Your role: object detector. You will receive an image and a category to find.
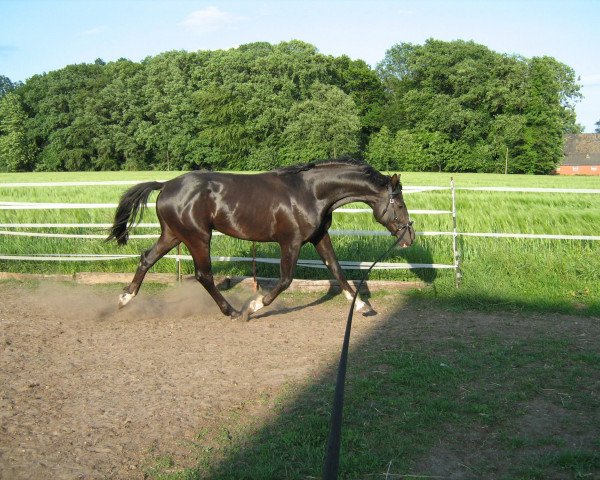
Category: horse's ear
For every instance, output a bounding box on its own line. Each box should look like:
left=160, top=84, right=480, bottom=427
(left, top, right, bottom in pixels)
left=390, top=173, right=400, bottom=189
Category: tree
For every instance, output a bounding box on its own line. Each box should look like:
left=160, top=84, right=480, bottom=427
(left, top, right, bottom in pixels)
left=488, top=114, right=526, bottom=173
left=517, top=56, right=580, bottom=173
left=3, top=39, right=584, bottom=173
left=0, top=75, right=17, bottom=98
left=92, top=59, right=148, bottom=170
left=138, top=51, right=202, bottom=170
left=595, top=120, right=600, bottom=133
left=17, top=62, right=109, bottom=171
left=194, top=41, right=370, bottom=170
left=376, top=39, right=582, bottom=173
left=281, top=82, right=361, bottom=164
left=392, top=130, right=422, bottom=171
left=365, top=125, right=395, bottom=170
left=326, top=55, right=386, bottom=148
left=0, top=92, right=33, bottom=171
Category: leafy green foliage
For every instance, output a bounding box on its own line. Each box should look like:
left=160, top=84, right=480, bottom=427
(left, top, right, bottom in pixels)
left=0, top=92, right=33, bottom=171
left=0, top=75, right=18, bottom=98
left=281, top=82, right=360, bottom=163
left=0, top=39, right=583, bottom=173
left=373, top=39, right=582, bottom=173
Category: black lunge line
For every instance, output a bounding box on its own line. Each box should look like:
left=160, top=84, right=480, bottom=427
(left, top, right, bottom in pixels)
left=323, top=221, right=413, bottom=480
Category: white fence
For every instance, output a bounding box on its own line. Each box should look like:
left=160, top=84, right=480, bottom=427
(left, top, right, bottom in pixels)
left=1, top=180, right=599, bottom=284
left=0, top=181, right=462, bottom=282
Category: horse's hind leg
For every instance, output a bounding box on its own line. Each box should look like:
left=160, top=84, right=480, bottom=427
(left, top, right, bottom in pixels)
left=241, top=241, right=301, bottom=321
left=119, top=233, right=180, bottom=308
left=186, top=237, right=240, bottom=318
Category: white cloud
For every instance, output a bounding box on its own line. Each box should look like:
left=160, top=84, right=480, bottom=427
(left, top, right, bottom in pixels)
left=180, top=6, right=244, bottom=33
left=78, top=27, right=105, bottom=36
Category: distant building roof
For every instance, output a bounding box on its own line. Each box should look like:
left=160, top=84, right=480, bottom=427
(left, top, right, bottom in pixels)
left=563, top=134, right=600, bottom=166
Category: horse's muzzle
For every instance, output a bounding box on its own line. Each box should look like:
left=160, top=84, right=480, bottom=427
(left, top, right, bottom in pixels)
left=395, top=221, right=415, bottom=248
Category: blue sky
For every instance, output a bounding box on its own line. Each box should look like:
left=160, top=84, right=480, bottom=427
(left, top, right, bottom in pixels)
left=1, top=0, right=599, bottom=131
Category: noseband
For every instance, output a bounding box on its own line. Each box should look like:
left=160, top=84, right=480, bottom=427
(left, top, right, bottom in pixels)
left=382, top=183, right=413, bottom=237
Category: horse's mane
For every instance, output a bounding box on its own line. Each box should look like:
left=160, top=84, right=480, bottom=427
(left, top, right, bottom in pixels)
left=275, top=158, right=389, bottom=187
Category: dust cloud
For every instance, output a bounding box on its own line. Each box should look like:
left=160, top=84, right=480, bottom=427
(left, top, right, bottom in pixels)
left=30, top=280, right=243, bottom=322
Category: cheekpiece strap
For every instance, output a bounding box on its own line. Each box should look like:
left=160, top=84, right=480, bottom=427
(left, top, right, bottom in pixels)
left=388, top=183, right=402, bottom=203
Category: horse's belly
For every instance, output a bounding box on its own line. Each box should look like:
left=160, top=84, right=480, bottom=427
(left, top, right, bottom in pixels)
left=212, top=203, right=319, bottom=243
left=213, top=222, right=275, bottom=243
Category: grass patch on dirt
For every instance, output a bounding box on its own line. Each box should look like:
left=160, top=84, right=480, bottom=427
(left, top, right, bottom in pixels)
left=145, top=299, right=600, bottom=480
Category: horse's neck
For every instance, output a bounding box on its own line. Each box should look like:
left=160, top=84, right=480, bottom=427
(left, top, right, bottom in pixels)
left=311, top=169, right=378, bottom=211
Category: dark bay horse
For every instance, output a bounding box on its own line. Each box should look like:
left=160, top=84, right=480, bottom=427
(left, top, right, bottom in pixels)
left=107, top=159, right=414, bottom=320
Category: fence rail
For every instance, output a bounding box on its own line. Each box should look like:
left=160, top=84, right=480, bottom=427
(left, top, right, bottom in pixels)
left=0, top=182, right=461, bottom=279
left=2, top=180, right=599, bottom=193
left=4, top=179, right=597, bottom=284
left=0, top=202, right=451, bottom=215
left=3, top=227, right=598, bottom=241
left=0, top=253, right=457, bottom=271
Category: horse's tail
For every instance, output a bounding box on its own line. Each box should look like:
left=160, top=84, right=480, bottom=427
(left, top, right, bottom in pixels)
left=106, top=181, right=164, bottom=246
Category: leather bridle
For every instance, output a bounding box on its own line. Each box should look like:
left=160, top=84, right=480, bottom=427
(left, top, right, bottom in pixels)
left=382, top=183, right=413, bottom=237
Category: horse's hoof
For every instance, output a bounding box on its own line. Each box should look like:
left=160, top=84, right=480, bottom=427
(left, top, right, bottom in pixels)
left=355, top=299, right=376, bottom=317
left=354, top=298, right=370, bottom=312
left=230, top=309, right=242, bottom=320
left=118, top=292, right=135, bottom=309
left=239, top=295, right=265, bottom=322
left=362, top=307, right=378, bottom=317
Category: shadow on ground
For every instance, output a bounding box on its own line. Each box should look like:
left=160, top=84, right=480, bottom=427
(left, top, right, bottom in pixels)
left=157, top=285, right=600, bottom=480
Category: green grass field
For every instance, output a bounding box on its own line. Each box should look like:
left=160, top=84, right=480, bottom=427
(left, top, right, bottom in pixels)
left=1, top=170, right=599, bottom=315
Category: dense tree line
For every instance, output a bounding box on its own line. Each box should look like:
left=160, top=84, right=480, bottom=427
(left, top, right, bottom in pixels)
left=0, top=39, right=582, bottom=173
left=370, top=40, right=582, bottom=173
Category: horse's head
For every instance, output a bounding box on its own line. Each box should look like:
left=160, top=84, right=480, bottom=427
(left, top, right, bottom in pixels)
left=372, top=173, right=415, bottom=248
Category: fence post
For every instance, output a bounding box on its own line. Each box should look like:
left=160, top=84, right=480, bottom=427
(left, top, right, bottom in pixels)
left=451, top=178, right=462, bottom=287
left=176, top=244, right=182, bottom=284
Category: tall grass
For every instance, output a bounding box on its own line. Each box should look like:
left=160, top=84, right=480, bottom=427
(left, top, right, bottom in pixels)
left=1, top=171, right=599, bottom=315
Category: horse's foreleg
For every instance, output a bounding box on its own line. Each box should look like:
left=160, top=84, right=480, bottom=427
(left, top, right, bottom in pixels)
left=313, top=233, right=374, bottom=315
left=241, top=242, right=300, bottom=321
left=119, top=234, right=180, bottom=308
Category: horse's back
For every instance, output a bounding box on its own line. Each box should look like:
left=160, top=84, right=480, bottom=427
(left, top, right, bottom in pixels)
left=161, top=170, right=299, bottom=203
left=156, top=170, right=311, bottom=241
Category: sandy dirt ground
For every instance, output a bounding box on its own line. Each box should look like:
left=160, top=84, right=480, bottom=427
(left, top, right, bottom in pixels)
left=0, top=280, right=598, bottom=479
left=0, top=279, right=409, bottom=479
